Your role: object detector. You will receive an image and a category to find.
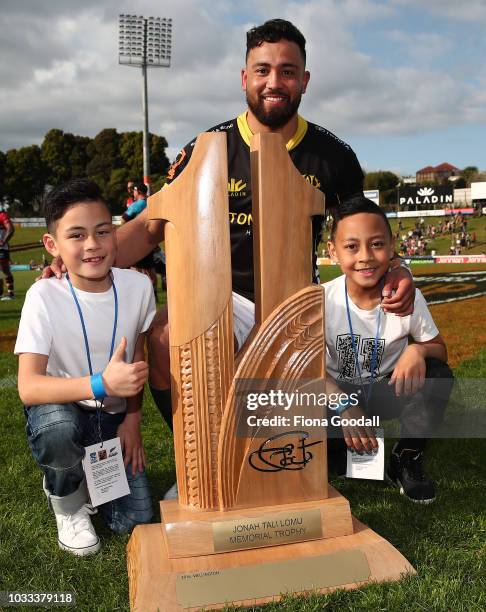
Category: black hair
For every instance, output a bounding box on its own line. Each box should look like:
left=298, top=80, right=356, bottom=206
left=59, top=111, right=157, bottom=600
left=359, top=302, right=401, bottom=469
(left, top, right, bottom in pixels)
left=330, top=196, right=393, bottom=240
left=246, top=19, right=306, bottom=63
left=43, top=178, right=107, bottom=232
left=133, top=182, right=148, bottom=196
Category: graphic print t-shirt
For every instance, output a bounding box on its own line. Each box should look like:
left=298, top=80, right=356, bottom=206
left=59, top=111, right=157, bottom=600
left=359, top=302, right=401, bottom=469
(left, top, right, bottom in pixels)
left=324, top=275, right=439, bottom=382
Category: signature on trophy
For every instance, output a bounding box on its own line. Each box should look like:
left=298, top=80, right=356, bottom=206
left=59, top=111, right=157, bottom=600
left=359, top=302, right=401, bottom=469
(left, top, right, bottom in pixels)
left=249, top=431, right=323, bottom=472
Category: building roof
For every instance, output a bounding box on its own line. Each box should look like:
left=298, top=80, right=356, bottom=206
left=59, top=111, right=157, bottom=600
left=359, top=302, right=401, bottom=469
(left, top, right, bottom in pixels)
left=416, top=163, right=460, bottom=175
left=435, top=162, right=460, bottom=172
left=416, top=165, right=435, bottom=174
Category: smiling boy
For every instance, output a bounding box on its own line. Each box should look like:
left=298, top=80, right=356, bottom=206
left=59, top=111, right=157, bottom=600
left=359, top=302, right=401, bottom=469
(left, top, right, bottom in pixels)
left=15, top=179, right=155, bottom=555
left=324, top=196, right=454, bottom=503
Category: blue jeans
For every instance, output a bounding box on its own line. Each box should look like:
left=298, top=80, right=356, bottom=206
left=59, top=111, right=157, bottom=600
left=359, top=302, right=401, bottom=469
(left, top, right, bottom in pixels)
left=25, top=403, right=153, bottom=534
left=328, top=358, right=454, bottom=452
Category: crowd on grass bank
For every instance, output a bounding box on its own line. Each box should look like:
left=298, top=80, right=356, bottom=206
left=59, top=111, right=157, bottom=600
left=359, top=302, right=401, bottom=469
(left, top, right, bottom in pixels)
left=395, top=215, right=477, bottom=257
left=322, top=212, right=482, bottom=258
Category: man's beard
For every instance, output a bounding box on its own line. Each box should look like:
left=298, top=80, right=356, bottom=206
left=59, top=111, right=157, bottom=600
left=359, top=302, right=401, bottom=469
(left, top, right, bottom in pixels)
left=246, top=90, right=302, bottom=129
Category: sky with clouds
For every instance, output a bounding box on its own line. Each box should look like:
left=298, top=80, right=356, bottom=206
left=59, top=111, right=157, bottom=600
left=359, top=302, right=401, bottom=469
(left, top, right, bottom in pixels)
left=1, top=0, right=484, bottom=176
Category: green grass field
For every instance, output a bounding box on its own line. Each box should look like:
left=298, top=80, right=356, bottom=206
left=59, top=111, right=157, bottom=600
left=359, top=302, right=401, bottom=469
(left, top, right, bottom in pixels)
left=0, top=229, right=485, bottom=611
left=8, top=214, right=486, bottom=270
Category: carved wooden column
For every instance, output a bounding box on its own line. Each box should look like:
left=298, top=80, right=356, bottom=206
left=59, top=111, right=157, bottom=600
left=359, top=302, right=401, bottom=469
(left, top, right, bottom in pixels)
left=147, top=132, right=234, bottom=509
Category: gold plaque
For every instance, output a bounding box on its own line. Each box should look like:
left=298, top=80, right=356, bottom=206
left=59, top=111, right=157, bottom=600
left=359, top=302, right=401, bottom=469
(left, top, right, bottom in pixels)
left=213, top=508, right=322, bottom=553
left=176, top=549, right=370, bottom=608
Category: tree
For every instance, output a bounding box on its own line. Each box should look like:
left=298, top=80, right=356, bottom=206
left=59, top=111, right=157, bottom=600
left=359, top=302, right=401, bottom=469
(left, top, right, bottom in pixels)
left=86, top=129, right=121, bottom=204
left=4, top=146, right=47, bottom=215
left=1, top=127, right=170, bottom=215
left=41, top=129, right=92, bottom=186
left=364, top=171, right=400, bottom=206
left=150, top=133, right=169, bottom=177
left=107, top=167, right=129, bottom=214
left=461, top=166, right=479, bottom=186
left=119, top=131, right=170, bottom=182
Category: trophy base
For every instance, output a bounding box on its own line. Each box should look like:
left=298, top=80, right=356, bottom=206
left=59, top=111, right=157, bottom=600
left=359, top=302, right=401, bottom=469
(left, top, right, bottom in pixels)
left=160, top=486, right=354, bottom=558
left=127, top=516, right=415, bottom=611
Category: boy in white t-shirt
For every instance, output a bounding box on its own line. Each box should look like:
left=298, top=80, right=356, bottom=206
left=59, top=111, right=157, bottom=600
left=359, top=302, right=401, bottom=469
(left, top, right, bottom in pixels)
left=324, top=196, right=453, bottom=503
left=15, top=179, right=156, bottom=555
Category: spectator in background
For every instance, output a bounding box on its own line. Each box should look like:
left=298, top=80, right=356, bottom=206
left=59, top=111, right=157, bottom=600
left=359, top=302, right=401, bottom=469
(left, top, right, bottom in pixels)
left=121, top=183, right=157, bottom=294
left=0, top=207, right=15, bottom=300
left=126, top=180, right=135, bottom=208
left=122, top=183, right=148, bottom=223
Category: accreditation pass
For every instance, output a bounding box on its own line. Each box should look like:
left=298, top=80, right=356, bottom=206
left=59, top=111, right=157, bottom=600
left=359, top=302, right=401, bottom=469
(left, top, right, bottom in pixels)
left=346, top=427, right=384, bottom=480
left=82, top=437, right=130, bottom=506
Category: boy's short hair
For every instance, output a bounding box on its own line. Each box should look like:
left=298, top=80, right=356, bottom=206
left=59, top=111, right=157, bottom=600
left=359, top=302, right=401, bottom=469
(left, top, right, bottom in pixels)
left=43, top=179, right=107, bottom=232
left=133, top=182, right=148, bottom=196
left=330, top=196, right=393, bottom=240
left=246, top=19, right=306, bottom=63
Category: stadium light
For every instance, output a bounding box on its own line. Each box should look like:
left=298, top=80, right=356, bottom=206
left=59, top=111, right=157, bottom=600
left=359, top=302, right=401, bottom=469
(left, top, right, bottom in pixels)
left=118, top=14, right=173, bottom=194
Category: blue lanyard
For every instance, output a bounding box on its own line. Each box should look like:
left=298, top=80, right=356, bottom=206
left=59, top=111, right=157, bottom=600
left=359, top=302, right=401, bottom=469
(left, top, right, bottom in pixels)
left=66, top=273, right=118, bottom=376
left=66, top=273, right=118, bottom=444
left=344, top=278, right=382, bottom=406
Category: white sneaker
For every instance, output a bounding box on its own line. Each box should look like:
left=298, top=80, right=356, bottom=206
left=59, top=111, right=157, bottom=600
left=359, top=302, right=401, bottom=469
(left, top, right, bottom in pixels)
left=55, top=504, right=100, bottom=556
left=0, top=295, right=14, bottom=301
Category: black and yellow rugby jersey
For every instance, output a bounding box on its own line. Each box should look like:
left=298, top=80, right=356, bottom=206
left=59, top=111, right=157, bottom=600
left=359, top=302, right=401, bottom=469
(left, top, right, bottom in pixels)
left=166, top=112, right=364, bottom=301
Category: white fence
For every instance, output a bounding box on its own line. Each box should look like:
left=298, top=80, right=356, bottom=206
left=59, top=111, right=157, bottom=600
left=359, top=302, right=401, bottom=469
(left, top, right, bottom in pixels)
left=13, top=216, right=123, bottom=227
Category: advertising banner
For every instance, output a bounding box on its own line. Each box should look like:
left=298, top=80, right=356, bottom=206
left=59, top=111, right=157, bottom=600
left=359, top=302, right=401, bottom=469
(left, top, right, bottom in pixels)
left=434, top=255, right=486, bottom=264
left=398, top=185, right=453, bottom=207
left=396, top=209, right=445, bottom=218
left=364, top=189, right=379, bottom=205
left=444, top=208, right=474, bottom=215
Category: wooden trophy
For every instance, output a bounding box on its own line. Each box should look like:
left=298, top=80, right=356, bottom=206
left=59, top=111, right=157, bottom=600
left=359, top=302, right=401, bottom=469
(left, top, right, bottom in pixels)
left=127, top=132, right=415, bottom=611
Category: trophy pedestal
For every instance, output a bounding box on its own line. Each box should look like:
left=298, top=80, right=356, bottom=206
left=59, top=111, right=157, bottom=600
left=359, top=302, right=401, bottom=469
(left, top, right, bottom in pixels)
left=160, top=486, right=353, bottom=558
left=130, top=133, right=416, bottom=611
left=127, top=489, right=415, bottom=611
left=127, top=517, right=415, bottom=611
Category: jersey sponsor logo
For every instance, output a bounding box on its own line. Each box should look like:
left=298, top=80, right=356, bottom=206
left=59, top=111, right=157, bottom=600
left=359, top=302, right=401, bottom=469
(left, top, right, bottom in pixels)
left=212, top=123, right=234, bottom=131
left=313, top=124, right=350, bottom=149
left=228, top=178, right=247, bottom=197
left=229, top=211, right=252, bottom=226
left=167, top=148, right=187, bottom=181
left=303, top=174, right=321, bottom=189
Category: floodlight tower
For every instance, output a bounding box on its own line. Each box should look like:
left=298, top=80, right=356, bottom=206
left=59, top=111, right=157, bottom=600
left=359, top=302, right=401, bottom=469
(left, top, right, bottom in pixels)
left=118, top=14, right=173, bottom=195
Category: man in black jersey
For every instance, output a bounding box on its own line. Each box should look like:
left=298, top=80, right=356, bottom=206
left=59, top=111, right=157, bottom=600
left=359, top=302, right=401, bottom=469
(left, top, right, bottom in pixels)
left=133, top=19, right=414, bottom=427
left=49, top=20, right=415, bottom=465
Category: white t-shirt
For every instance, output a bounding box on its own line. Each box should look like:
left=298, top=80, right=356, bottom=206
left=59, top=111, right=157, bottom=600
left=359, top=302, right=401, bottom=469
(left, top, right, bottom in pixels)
left=324, top=275, right=439, bottom=383
left=15, top=268, right=156, bottom=413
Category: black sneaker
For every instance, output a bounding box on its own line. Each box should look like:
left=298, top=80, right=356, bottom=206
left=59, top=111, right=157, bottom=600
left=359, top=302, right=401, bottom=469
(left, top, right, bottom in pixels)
left=386, top=445, right=436, bottom=504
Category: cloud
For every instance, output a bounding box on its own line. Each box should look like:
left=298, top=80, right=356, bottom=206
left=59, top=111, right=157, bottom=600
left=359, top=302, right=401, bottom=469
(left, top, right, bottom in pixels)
left=0, top=0, right=484, bottom=165
left=386, top=30, right=453, bottom=65
left=392, top=0, right=486, bottom=23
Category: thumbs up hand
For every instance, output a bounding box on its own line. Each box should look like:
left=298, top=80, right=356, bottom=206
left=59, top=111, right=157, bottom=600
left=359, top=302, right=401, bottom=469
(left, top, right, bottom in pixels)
left=102, top=337, right=149, bottom=397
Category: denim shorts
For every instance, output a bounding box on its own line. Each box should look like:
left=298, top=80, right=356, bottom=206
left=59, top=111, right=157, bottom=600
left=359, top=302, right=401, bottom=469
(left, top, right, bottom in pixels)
left=25, top=403, right=153, bottom=534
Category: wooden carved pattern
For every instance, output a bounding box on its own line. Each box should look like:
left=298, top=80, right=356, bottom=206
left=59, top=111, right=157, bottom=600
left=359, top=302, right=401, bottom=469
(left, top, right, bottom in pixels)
left=174, top=300, right=233, bottom=509
left=147, top=133, right=234, bottom=510
left=217, top=285, right=325, bottom=509
left=251, top=133, right=325, bottom=323
left=178, top=344, right=197, bottom=507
